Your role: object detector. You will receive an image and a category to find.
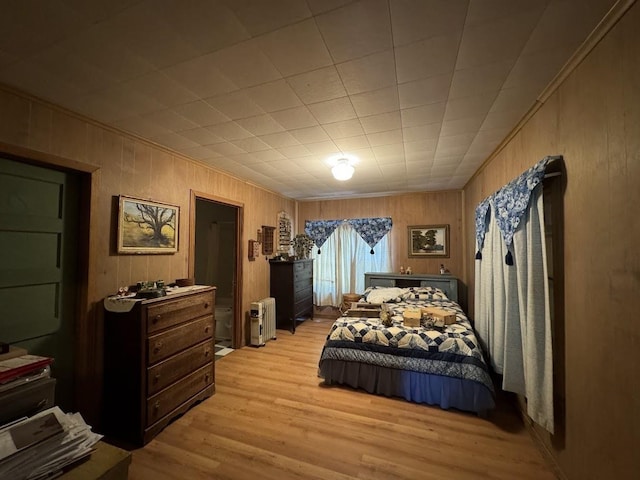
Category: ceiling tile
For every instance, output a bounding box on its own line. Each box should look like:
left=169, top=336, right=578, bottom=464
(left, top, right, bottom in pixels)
left=230, top=136, right=271, bottom=152
left=105, top=4, right=200, bottom=69
left=163, top=53, right=239, bottom=98
left=251, top=149, right=287, bottom=161
left=212, top=39, right=282, bottom=88
left=206, top=121, right=253, bottom=141
left=306, top=0, right=353, bottom=15
left=225, top=0, right=312, bottom=37
left=323, top=118, right=366, bottom=139
left=397, top=73, right=452, bottom=109
left=489, top=86, right=539, bottom=114
left=390, top=0, right=468, bottom=47
left=260, top=19, right=333, bottom=77
left=443, top=93, right=495, bottom=121
left=350, top=86, right=400, bottom=117
left=149, top=131, right=198, bottom=150
left=205, top=90, right=265, bottom=120
left=464, top=0, right=547, bottom=26
left=402, top=123, right=441, bottom=142
left=522, top=0, right=608, bottom=54
left=395, top=32, right=461, bottom=84
left=177, top=127, right=224, bottom=145
left=503, top=46, right=576, bottom=92
left=307, top=97, right=357, bottom=124
left=236, top=114, right=285, bottom=136
left=286, top=66, right=347, bottom=104
left=142, top=109, right=199, bottom=132
left=334, top=135, right=371, bottom=151
left=124, top=71, right=199, bottom=108
left=271, top=106, right=319, bottom=129
left=173, top=101, right=229, bottom=127
left=455, top=8, right=543, bottom=70
left=404, top=138, right=438, bottom=154
left=360, top=111, right=402, bottom=134
left=206, top=142, right=246, bottom=156
left=316, top=0, right=392, bottom=63
left=401, top=102, right=446, bottom=128
left=448, top=60, right=513, bottom=99
left=290, top=125, right=331, bottom=144
left=277, top=144, right=312, bottom=158
left=245, top=79, right=303, bottom=112
left=440, top=116, right=485, bottom=136
left=372, top=143, right=405, bottom=160
left=153, top=0, right=250, bottom=54
left=259, top=131, right=301, bottom=148
left=337, top=50, right=397, bottom=95
left=305, top=140, right=340, bottom=156
left=367, top=129, right=403, bottom=147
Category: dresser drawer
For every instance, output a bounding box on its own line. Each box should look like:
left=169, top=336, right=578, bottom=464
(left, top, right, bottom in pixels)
left=147, top=316, right=213, bottom=365
left=294, top=261, right=312, bottom=282
left=147, top=340, right=213, bottom=395
left=146, top=291, right=214, bottom=334
left=146, top=363, right=213, bottom=425
left=294, top=285, right=312, bottom=303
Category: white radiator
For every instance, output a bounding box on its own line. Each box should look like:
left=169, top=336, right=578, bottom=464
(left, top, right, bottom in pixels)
left=250, top=297, right=277, bottom=347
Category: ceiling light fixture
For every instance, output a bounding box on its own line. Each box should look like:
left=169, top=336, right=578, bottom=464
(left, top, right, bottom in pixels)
left=331, top=157, right=355, bottom=181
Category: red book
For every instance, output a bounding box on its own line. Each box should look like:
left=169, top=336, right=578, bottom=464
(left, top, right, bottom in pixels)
left=0, top=355, right=54, bottom=384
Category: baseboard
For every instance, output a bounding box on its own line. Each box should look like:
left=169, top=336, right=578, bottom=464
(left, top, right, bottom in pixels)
left=515, top=398, right=567, bottom=480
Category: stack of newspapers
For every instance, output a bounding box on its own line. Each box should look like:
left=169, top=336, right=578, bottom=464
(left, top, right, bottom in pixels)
left=0, top=406, right=102, bottom=479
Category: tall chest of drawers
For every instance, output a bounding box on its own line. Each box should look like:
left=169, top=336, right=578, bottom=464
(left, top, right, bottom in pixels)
left=103, top=286, right=216, bottom=446
left=270, top=259, right=313, bottom=333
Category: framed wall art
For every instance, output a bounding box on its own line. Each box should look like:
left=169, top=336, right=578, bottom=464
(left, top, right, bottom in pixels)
left=117, top=195, right=179, bottom=254
left=408, top=224, right=449, bottom=258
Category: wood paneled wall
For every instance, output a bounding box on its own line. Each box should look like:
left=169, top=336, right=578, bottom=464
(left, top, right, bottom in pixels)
left=463, top=3, right=640, bottom=479
left=298, top=191, right=464, bottom=303
left=0, top=86, right=295, bottom=427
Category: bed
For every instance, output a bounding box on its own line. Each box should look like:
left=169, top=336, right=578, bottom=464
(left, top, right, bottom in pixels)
left=318, top=274, right=495, bottom=415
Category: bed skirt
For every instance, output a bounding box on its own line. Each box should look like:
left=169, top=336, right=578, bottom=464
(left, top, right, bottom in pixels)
left=319, top=359, right=495, bottom=415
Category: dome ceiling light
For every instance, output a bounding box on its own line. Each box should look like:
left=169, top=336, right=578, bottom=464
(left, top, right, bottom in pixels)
left=330, top=156, right=356, bottom=181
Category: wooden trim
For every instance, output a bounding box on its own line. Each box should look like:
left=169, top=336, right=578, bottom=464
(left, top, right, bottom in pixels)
left=0, top=140, right=99, bottom=173
left=189, top=190, right=244, bottom=350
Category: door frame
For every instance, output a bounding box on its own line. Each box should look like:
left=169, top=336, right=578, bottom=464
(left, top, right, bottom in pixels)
left=0, top=141, right=94, bottom=413
left=189, top=190, right=243, bottom=349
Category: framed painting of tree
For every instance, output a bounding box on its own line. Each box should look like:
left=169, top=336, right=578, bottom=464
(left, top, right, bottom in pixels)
left=117, top=195, right=179, bottom=254
left=408, top=224, right=449, bottom=258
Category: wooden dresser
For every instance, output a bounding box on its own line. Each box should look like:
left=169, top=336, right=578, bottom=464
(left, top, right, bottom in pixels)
left=103, top=286, right=216, bottom=447
left=269, top=259, right=313, bottom=333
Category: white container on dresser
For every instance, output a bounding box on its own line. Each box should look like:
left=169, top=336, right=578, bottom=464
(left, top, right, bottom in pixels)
left=103, top=286, right=216, bottom=447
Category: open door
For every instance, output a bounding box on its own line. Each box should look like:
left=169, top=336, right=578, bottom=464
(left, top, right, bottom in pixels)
left=190, top=191, right=243, bottom=349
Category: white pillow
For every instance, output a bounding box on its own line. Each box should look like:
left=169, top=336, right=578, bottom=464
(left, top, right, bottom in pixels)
left=365, top=287, right=405, bottom=304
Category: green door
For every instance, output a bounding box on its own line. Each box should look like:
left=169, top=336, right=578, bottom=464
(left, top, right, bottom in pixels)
left=0, top=157, right=78, bottom=409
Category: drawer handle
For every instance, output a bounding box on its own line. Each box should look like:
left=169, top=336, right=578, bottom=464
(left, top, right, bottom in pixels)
left=204, top=325, right=210, bottom=333
left=204, top=349, right=210, bottom=357
left=204, top=302, right=210, bottom=309
left=154, top=401, right=160, bottom=410
left=205, top=373, right=210, bottom=383
left=153, top=314, right=162, bottom=323
left=153, top=341, right=163, bottom=353
left=154, top=373, right=161, bottom=383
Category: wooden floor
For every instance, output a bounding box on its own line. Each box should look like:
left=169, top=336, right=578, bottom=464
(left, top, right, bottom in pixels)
left=128, top=318, right=557, bottom=480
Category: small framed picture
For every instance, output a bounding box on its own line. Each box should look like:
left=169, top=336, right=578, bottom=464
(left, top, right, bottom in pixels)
left=408, top=224, right=449, bottom=258
left=117, top=195, right=179, bottom=254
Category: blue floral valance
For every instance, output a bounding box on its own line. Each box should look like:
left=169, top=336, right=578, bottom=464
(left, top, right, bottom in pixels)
left=475, top=155, right=560, bottom=264
left=305, top=217, right=392, bottom=254
left=474, top=199, right=491, bottom=259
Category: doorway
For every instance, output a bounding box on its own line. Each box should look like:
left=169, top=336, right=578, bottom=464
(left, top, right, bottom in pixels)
left=191, top=192, right=242, bottom=349
left=0, top=156, right=82, bottom=411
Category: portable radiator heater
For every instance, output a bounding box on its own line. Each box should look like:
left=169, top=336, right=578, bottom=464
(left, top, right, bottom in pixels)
left=250, top=297, right=277, bottom=347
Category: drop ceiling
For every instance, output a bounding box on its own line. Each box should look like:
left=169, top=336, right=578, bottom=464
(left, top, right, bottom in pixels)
left=0, top=0, right=615, bottom=200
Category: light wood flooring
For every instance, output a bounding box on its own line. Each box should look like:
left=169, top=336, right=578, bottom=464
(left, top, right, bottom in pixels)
left=128, top=318, right=557, bottom=480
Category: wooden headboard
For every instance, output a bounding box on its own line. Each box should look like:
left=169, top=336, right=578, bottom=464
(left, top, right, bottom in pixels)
left=364, top=272, right=459, bottom=303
